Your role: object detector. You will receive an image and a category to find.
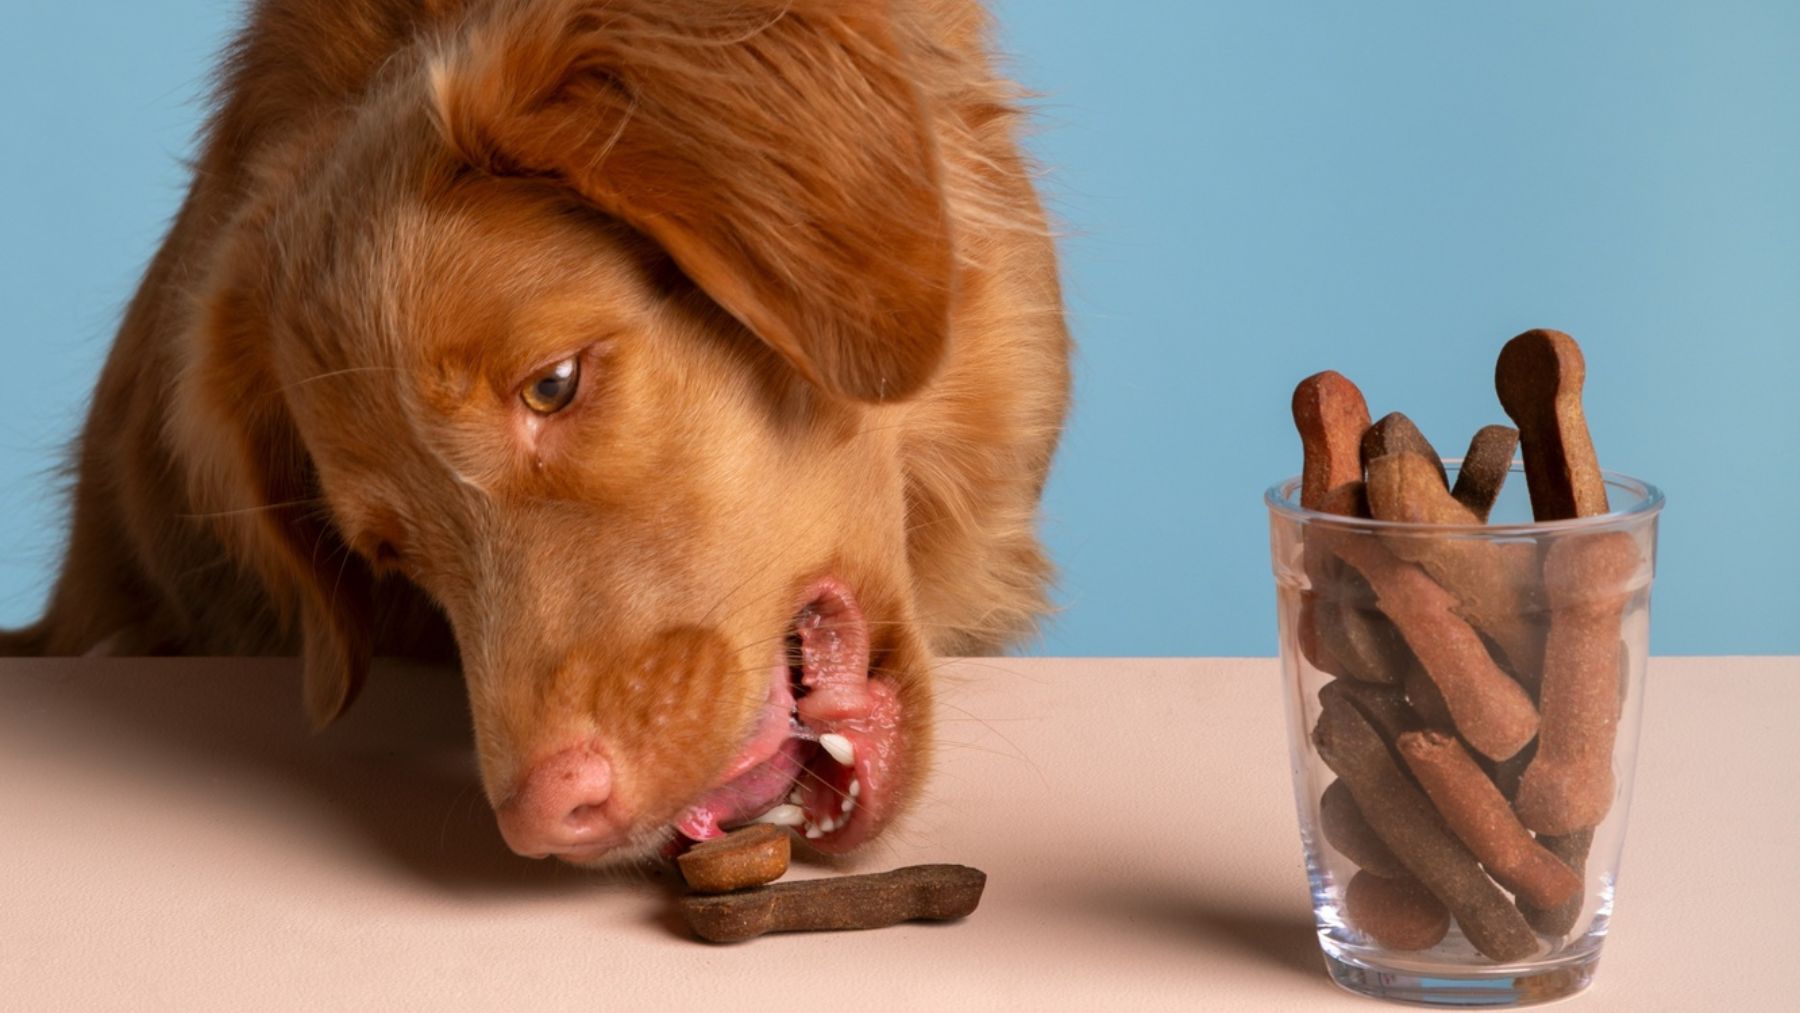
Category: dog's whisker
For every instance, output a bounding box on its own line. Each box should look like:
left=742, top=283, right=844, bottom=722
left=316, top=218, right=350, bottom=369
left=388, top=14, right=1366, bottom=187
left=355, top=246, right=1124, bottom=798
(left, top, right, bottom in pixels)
left=177, top=497, right=325, bottom=521
left=269, top=365, right=405, bottom=399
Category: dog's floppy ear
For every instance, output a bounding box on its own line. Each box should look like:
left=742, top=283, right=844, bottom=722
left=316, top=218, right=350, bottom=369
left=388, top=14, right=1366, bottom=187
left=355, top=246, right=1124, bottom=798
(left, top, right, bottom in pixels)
left=431, top=0, right=954, bottom=402
left=177, top=273, right=374, bottom=730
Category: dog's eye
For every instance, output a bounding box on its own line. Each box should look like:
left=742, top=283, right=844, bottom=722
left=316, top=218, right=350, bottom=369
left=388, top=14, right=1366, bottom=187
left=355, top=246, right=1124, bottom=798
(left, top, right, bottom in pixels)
left=522, top=356, right=581, bottom=415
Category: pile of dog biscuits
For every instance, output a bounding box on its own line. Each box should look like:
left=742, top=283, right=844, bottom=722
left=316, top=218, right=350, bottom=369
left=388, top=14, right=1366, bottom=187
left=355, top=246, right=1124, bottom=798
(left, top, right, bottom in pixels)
left=1292, top=329, right=1642, bottom=963
left=676, top=824, right=986, bottom=943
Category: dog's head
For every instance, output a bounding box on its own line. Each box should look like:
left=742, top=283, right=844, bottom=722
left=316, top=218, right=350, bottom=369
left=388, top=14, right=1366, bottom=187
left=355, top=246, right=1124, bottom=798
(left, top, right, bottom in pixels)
left=181, top=0, right=957, bottom=862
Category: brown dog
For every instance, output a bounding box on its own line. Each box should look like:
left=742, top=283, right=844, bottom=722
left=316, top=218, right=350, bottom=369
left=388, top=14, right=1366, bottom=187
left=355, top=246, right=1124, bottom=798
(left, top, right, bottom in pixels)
left=0, top=0, right=1069, bottom=865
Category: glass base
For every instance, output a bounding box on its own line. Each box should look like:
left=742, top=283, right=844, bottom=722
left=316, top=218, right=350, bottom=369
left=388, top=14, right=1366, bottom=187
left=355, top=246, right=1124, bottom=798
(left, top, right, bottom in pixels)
left=1323, top=949, right=1598, bottom=1008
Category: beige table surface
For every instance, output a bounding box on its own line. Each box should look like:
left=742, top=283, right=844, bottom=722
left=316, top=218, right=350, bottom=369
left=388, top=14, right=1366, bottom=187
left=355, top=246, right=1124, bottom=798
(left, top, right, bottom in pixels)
left=2, top=656, right=1794, bottom=1011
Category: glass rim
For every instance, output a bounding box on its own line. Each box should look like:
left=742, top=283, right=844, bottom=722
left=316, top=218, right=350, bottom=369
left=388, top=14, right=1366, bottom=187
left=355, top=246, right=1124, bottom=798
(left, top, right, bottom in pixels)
left=1264, top=460, right=1664, bottom=536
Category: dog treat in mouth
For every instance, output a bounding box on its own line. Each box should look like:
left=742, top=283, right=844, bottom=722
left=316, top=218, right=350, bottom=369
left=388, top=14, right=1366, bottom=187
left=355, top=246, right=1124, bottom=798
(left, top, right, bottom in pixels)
left=1397, top=730, right=1581, bottom=910
left=1451, top=425, right=1520, bottom=522
left=1495, top=329, right=1609, bottom=522
left=1312, top=690, right=1539, bottom=962
left=677, top=824, right=792, bottom=894
left=1344, top=870, right=1452, bottom=952
left=680, top=864, right=987, bottom=943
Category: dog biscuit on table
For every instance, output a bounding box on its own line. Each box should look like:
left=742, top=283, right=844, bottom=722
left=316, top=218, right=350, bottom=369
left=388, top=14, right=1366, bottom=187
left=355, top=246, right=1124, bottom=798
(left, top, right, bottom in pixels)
left=681, top=864, right=986, bottom=943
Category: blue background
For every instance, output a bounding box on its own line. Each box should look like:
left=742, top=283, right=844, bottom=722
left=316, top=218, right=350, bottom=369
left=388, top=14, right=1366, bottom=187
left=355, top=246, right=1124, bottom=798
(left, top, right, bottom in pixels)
left=3, top=2, right=1796, bottom=656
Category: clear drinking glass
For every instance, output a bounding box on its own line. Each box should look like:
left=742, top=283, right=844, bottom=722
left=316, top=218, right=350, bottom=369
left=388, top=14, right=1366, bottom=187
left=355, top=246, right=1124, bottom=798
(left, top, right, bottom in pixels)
left=1266, top=463, right=1662, bottom=1006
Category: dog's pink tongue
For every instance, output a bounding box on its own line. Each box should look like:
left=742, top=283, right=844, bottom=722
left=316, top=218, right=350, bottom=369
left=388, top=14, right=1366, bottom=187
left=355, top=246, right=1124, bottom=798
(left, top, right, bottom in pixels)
left=675, top=809, right=722, bottom=842
left=675, top=738, right=806, bottom=841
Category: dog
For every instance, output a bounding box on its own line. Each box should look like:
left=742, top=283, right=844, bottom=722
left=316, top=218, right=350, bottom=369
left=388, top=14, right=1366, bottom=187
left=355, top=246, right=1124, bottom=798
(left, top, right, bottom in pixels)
left=1, top=0, right=1069, bottom=865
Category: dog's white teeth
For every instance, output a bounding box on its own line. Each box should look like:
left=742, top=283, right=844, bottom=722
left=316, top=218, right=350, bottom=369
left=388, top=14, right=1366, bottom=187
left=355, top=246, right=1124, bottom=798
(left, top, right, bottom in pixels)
left=819, top=733, right=855, bottom=767
left=840, top=795, right=854, bottom=814
left=804, top=825, right=824, bottom=840
left=848, top=778, right=861, bottom=799
left=750, top=804, right=805, bottom=827
left=788, top=788, right=804, bottom=805
left=819, top=816, right=836, bottom=834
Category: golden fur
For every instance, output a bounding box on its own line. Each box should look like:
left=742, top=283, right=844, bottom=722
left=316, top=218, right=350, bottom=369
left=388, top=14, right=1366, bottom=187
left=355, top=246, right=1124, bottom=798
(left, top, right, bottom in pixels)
left=2, top=0, right=1068, bottom=858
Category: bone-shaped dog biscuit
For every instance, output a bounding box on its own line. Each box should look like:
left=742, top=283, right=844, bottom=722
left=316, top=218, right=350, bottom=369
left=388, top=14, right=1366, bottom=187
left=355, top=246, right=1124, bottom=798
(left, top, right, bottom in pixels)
left=1496, top=330, right=1608, bottom=521
left=1291, top=372, right=1410, bottom=683
left=1344, top=870, right=1451, bottom=952
left=1325, top=519, right=1539, bottom=762
left=1451, top=425, right=1519, bottom=522
left=1514, top=532, right=1641, bottom=835
left=1318, top=678, right=1419, bottom=745
left=1365, top=451, right=1547, bottom=680
left=1321, top=778, right=1407, bottom=879
left=681, top=865, right=986, bottom=943
left=1312, top=690, right=1539, bottom=962
left=1517, top=829, right=1594, bottom=937
left=1397, top=730, right=1581, bottom=910
left=1360, top=412, right=1447, bottom=488
left=1293, top=371, right=1371, bottom=510
left=1304, top=595, right=1413, bottom=686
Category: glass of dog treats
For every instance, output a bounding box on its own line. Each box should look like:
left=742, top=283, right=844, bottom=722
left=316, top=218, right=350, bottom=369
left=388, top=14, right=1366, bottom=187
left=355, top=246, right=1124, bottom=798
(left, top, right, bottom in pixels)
left=1265, top=331, right=1664, bottom=1006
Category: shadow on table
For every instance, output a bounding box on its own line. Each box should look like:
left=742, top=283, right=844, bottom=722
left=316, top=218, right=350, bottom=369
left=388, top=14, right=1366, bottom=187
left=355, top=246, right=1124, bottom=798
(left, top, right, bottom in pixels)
left=1065, top=880, right=1324, bottom=980
left=34, top=657, right=679, bottom=901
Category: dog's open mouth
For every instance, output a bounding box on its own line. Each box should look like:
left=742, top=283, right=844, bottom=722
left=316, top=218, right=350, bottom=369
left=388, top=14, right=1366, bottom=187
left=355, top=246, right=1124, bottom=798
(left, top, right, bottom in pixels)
left=673, top=579, right=902, bottom=853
